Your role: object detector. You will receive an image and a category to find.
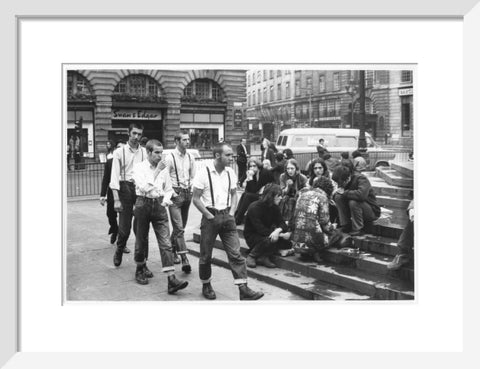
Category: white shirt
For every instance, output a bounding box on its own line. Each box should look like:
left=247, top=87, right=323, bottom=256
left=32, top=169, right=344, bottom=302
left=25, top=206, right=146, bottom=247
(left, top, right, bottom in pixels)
left=165, top=148, right=196, bottom=189
left=109, top=142, right=147, bottom=190
left=192, top=163, right=237, bottom=210
left=132, top=160, right=173, bottom=201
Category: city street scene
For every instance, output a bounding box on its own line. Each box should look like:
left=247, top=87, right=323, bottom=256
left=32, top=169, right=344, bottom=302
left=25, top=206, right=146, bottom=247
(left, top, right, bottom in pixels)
left=66, top=68, right=414, bottom=301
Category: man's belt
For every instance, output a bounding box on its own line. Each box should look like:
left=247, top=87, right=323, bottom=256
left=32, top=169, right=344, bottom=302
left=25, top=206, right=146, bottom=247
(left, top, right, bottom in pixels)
left=173, top=186, right=191, bottom=193
left=206, top=207, right=231, bottom=215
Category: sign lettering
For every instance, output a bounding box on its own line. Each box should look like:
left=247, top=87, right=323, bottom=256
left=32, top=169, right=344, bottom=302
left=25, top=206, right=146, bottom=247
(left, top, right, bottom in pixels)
left=112, top=109, right=162, bottom=120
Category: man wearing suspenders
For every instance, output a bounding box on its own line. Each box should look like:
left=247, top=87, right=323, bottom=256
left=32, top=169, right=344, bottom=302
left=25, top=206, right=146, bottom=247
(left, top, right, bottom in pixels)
left=165, top=131, right=195, bottom=273
left=110, top=123, right=149, bottom=267
left=192, top=143, right=264, bottom=300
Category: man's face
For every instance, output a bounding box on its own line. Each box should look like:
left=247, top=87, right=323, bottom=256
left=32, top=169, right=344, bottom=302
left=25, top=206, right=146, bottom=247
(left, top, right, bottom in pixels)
left=129, top=128, right=143, bottom=145
left=148, top=145, right=163, bottom=165
left=217, top=145, right=234, bottom=166
left=177, top=134, right=190, bottom=150
left=241, top=139, right=246, bottom=145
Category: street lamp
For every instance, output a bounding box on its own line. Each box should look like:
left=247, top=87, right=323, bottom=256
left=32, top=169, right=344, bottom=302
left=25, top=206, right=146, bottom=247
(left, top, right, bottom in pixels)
left=345, top=79, right=357, bottom=129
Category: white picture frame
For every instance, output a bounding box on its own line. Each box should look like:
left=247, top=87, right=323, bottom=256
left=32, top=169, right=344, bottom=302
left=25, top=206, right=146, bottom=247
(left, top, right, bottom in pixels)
left=3, top=0, right=480, bottom=367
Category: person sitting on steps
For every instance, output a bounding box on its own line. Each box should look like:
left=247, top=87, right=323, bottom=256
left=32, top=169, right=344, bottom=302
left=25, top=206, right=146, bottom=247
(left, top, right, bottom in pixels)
left=388, top=200, right=414, bottom=270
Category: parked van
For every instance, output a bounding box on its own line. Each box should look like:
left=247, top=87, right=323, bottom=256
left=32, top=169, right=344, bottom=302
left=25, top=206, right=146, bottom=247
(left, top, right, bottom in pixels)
left=275, top=128, right=395, bottom=170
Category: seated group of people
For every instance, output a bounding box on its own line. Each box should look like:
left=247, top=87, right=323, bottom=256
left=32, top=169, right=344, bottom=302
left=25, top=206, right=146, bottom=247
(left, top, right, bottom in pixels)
left=236, top=152, right=385, bottom=269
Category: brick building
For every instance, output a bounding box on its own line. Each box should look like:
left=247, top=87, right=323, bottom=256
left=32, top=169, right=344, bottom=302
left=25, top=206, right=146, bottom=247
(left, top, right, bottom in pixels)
left=66, top=69, right=247, bottom=161
left=245, top=69, right=414, bottom=148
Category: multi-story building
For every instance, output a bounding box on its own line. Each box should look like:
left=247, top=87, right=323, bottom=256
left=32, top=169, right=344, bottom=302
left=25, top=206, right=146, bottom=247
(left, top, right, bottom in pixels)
left=66, top=69, right=246, bottom=161
left=245, top=69, right=414, bottom=148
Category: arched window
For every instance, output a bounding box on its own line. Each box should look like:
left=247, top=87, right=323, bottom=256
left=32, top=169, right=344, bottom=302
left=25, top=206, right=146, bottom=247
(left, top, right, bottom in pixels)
left=113, top=74, right=163, bottom=101
left=183, top=79, right=225, bottom=103
left=67, top=71, right=94, bottom=99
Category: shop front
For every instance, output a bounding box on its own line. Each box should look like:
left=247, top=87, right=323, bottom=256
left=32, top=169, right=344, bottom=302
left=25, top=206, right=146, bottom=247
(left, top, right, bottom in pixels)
left=110, top=108, right=164, bottom=144
left=179, top=112, right=225, bottom=151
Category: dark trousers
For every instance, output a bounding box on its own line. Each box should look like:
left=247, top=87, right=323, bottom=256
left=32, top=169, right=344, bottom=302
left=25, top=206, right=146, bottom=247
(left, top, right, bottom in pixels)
left=246, top=234, right=292, bottom=258
left=199, top=211, right=247, bottom=285
left=398, top=220, right=414, bottom=255
left=133, top=197, right=174, bottom=272
left=106, top=197, right=118, bottom=235
left=116, top=181, right=137, bottom=250
left=334, top=194, right=379, bottom=232
left=168, top=188, right=192, bottom=255
left=237, top=161, right=247, bottom=185
left=235, top=192, right=260, bottom=224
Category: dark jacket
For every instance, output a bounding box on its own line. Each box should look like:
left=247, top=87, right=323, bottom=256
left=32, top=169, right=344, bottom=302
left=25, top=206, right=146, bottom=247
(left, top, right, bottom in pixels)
left=245, top=168, right=274, bottom=194
left=244, top=200, right=288, bottom=239
left=343, top=174, right=381, bottom=217
left=271, top=158, right=286, bottom=184
left=101, top=158, right=113, bottom=200
left=261, top=148, right=276, bottom=166
left=236, top=144, right=248, bottom=164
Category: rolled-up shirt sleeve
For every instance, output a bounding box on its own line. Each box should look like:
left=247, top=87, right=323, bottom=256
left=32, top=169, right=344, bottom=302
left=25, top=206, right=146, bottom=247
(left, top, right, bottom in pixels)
left=109, top=149, right=122, bottom=191
left=132, top=163, right=156, bottom=195
left=161, top=169, right=174, bottom=202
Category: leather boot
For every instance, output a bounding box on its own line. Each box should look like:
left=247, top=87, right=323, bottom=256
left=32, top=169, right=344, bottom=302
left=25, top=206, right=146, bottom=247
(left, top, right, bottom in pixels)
left=246, top=255, right=257, bottom=268
left=113, top=247, right=123, bottom=267
left=202, top=282, right=216, bottom=300
left=167, top=275, right=188, bottom=294
left=239, top=284, right=264, bottom=300
left=143, top=264, right=154, bottom=278
left=181, top=255, right=192, bottom=274
left=256, top=256, right=276, bottom=268
left=135, top=266, right=148, bottom=285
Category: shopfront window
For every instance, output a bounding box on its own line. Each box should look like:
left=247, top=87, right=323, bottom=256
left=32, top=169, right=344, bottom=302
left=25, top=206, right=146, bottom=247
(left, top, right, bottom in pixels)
left=67, top=109, right=94, bottom=160
left=188, top=128, right=219, bottom=149
left=113, top=74, right=162, bottom=100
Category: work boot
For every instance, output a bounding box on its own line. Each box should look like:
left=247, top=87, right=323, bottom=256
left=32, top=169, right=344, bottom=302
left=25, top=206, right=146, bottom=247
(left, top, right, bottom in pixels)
left=246, top=255, right=257, bottom=268
left=202, top=282, right=216, bottom=300
left=135, top=267, right=148, bottom=285
left=113, top=247, right=123, bottom=267
left=387, top=254, right=410, bottom=271
left=239, top=284, right=264, bottom=300
left=181, top=255, right=191, bottom=274
left=123, top=246, right=131, bottom=254
left=167, top=275, right=188, bottom=294
left=143, top=264, right=154, bottom=278
left=256, top=256, right=276, bottom=268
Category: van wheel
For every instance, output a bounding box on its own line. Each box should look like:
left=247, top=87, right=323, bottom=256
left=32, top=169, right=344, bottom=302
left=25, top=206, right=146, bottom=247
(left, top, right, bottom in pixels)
left=375, top=161, right=389, bottom=168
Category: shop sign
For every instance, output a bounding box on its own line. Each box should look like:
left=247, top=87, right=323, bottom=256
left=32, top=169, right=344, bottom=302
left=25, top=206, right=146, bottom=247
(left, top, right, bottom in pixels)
left=234, top=109, right=243, bottom=128
left=398, top=88, right=413, bottom=96
left=112, top=109, right=162, bottom=120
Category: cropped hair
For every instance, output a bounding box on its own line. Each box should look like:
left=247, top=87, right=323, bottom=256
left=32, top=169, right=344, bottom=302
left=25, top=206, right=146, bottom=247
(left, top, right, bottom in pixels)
left=212, top=142, right=231, bottom=158
left=174, top=130, right=190, bottom=142
left=332, top=165, right=352, bottom=183
left=312, top=176, right=334, bottom=197
left=283, top=148, right=294, bottom=159
left=341, top=151, right=349, bottom=160
left=352, top=150, right=362, bottom=158
left=128, top=122, right=144, bottom=133
left=145, top=139, right=163, bottom=152
left=260, top=183, right=282, bottom=206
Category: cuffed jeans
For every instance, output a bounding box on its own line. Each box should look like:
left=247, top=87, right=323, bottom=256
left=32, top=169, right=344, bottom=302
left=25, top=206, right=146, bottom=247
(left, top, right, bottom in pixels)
left=398, top=220, right=414, bottom=255
left=199, top=211, right=247, bottom=285
left=116, top=181, right=137, bottom=250
left=133, top=197, right=174, bottom=273
left=168, top=188, right=192, bottom=255
left=334, top=194, right=379, bottom=232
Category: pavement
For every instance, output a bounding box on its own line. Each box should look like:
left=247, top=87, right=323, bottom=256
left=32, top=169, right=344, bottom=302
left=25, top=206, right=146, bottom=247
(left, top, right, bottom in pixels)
left=67, top=198, right=303, bottom=301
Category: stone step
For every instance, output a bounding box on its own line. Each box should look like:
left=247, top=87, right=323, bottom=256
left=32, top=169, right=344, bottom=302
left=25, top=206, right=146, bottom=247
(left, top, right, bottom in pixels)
left=186, top=242, right=371, bottom=301
left=391, top=161, right=414, bottom=179
left=376, top=195, right=411, bottom=209
left=190, top=233, right=414, bottom=300
left=376, top=167, right=414, bottom=188
left=369, top=177, right=413, bottom=199
left=352, top=234, right=401, bottom=257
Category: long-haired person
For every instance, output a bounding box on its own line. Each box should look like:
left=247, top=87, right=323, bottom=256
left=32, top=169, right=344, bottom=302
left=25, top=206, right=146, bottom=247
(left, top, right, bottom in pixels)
left=279, top=159, right=307, bottom=224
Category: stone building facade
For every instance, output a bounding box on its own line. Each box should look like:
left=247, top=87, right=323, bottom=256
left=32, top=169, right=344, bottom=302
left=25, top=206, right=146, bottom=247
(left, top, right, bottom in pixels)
left=66, top=69, right=246, bottom=161
left=245, top=69, right=414, bottom=148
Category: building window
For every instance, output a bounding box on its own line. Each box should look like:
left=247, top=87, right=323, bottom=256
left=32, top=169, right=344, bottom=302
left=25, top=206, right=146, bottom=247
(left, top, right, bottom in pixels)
left=319, top=99, right=339, bottom=117
left=113, top=74, right=161, bottom=97
left=183, top=79, right=224, bottom=102
left=401, top=100, right=412, bottom=134
left=306, top=77, right=312, bottom=93
left=263, top=87, right=267, bottom=102
left=333, top=73, right=340, bottom=91
left=277, top=70, right=282, bottom=77
left=285, top=82, right=290, bottom=99
left=375, top=70, right=389, bottom=84
left=247, top=74, right=251, bottom=86
left=253, top=91, right=256, bottom=105
left=285, top=70, right=291, bottom=75
left=270, top=70, right=274, bottom=79
left=270, top=85, right=274, bottom=101
left=319, top=75, right=325, bottom=92
left=401, top=70, right=413, bottom=83
left=257, top=71, right=262, bottom=83
left=67, top=71, right=94, bottom=98
left=365, top=71, right=374, bottom=88
left=277, top=83, right=282, bottom=100
left=263, top=71, right=267, bottom=81
left=295, top=80, right=300, bottom=96
left=247, top=93, right=251, bottom=106
left=257, top=89, right=262, bottom=104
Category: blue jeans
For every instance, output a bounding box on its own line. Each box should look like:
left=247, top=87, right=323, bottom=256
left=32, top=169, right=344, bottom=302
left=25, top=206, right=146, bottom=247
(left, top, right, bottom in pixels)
left=168, top=188, right=192, bottom=255
left=199, top=210, right=247, bottom=285
left=133, top=197, right=174, bottom=272
left=116, top=181, right=137, bottom=250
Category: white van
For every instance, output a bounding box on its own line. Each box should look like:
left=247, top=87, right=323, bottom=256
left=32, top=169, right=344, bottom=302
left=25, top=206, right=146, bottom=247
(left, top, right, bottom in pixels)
left=275, top=128, right=394, bottom=170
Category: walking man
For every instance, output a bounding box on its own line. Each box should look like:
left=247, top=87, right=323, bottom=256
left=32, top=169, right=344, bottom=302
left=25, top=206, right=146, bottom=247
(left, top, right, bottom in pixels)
left=236, top=138, right=249, bottom=187
left=110, top=123, right=148, bottom=267
left=131, top=139, right=188, bottom=293
left=192, top=142, right=264, bottom=300
left=165, top=131, right=196, bottom=273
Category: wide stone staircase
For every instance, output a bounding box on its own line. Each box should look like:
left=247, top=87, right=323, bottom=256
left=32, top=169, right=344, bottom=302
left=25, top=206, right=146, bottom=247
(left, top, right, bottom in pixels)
left=187, top=161, right=414, bottom=301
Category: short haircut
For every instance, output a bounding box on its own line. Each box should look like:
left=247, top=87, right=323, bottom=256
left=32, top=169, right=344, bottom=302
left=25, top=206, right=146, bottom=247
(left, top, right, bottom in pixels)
left=128, top=122, right=144, bottom=133
left=332, top=165, right=351, bottom=183
left=145, top=139, right=163, bottom=153
left=140, top=136, right=149, bottom=144
left=283, top=148, right=294, bottom=159
left=319, top=138, right=324, bottom=143
left=352, top=150, right=361, bottom=158
left=260, top=183, right=282, bottom=206
left=312, top=176, right=334, bottom=197
left=212, top=142, right=230, bottom=158
left=341, top=151, right=349, bottom=159
left=174, top=130, right=190, bottom=142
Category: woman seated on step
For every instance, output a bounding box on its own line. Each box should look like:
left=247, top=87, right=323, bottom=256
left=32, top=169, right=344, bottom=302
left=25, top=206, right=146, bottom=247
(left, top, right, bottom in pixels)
left=279, top=159, right=308, bottom=225
left=307, top=157, right=338, bottom=223
left=235, top=157, right=274, bottom=225
left=291, top=176, right=336, bottom=264
left=244, top=184, right=292, bottom=268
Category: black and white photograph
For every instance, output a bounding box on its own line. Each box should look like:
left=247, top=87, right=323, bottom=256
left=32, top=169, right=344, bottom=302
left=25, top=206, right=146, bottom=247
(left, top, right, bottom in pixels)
left=66, top=67, right=415, bottom=301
